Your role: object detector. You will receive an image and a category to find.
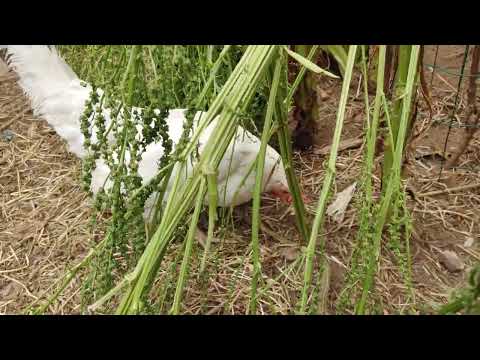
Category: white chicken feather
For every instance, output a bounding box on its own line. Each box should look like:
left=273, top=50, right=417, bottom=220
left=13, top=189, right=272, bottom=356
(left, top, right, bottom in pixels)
left=3, top=45, right=293, bottom=219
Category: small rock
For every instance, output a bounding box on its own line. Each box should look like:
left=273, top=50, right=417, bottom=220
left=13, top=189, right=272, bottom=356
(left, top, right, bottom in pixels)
left=266, top=278, right=276, bottom=287
left=280, top=247, right=299, bottom=262
left=318, top=88, right=330, bottom=101
left=464, top=237, right=475, bottom=248
left=439, top=250, right=465, bottom=273
left=1, top=129, right=15, bottom=142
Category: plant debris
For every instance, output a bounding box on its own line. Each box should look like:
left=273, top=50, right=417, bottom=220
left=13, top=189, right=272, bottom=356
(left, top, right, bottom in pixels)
left=326, top=182, right=357, bottom=223
left=439, top=250, right=465, bottom=273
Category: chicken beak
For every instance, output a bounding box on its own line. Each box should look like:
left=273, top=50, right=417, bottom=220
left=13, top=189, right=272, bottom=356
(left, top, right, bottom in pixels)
left=278, top=190, right=293, bottom=204
left=269, top=186, right=291, bottom=204
left=270, top=185, right=311, bottom=205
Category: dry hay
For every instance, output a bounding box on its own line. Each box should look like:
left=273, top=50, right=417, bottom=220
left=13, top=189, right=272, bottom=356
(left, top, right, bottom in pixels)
left=1, top=46, right=479, bottom=314
left=0, top=72, right=95, bottom=314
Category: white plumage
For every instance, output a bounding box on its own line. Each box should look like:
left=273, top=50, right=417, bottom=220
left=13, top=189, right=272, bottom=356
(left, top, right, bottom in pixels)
left=3, top=45, right=293, bottom=219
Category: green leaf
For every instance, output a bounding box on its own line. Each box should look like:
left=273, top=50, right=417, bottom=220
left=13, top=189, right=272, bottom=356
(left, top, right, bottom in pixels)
left=324, top=45, right=348, bottom=76
left=283, top=46, right=339, bottom=79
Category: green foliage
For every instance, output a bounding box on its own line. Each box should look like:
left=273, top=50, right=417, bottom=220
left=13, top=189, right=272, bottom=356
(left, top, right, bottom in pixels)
left=57, top=45, right=269, bottom=308
left=32, top=44, right=430, bottom=315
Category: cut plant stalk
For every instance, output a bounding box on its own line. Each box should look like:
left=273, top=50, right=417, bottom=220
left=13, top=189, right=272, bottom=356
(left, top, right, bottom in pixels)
left=299, top=45, right=358, bottom=314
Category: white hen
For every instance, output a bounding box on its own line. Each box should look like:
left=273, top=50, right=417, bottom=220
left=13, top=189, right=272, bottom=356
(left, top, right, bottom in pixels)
left=3, top=45, right=294, bottom=219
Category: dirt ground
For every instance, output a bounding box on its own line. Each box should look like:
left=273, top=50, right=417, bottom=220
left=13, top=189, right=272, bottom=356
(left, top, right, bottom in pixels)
left=0, top=72, right=94, bottom=313
left=1, top=46, right=479, bottom=314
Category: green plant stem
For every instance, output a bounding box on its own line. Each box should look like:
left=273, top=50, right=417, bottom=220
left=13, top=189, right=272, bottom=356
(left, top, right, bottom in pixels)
left=200, top=171, right=218, bottom=274
left=382, top=45, right=412, bottom=188
left=324, top=45, right=348, bottom=77
left=276, top=50, right=310, bottom=243
left=299, top=45, right=358, bottom=314
left=196, top=45, right=232, bottom=108
left=355, top=46, right=420, bottom=315
left=170, top=179, right=207, bottom=314
left=248, top=55, right=282, bottom=314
